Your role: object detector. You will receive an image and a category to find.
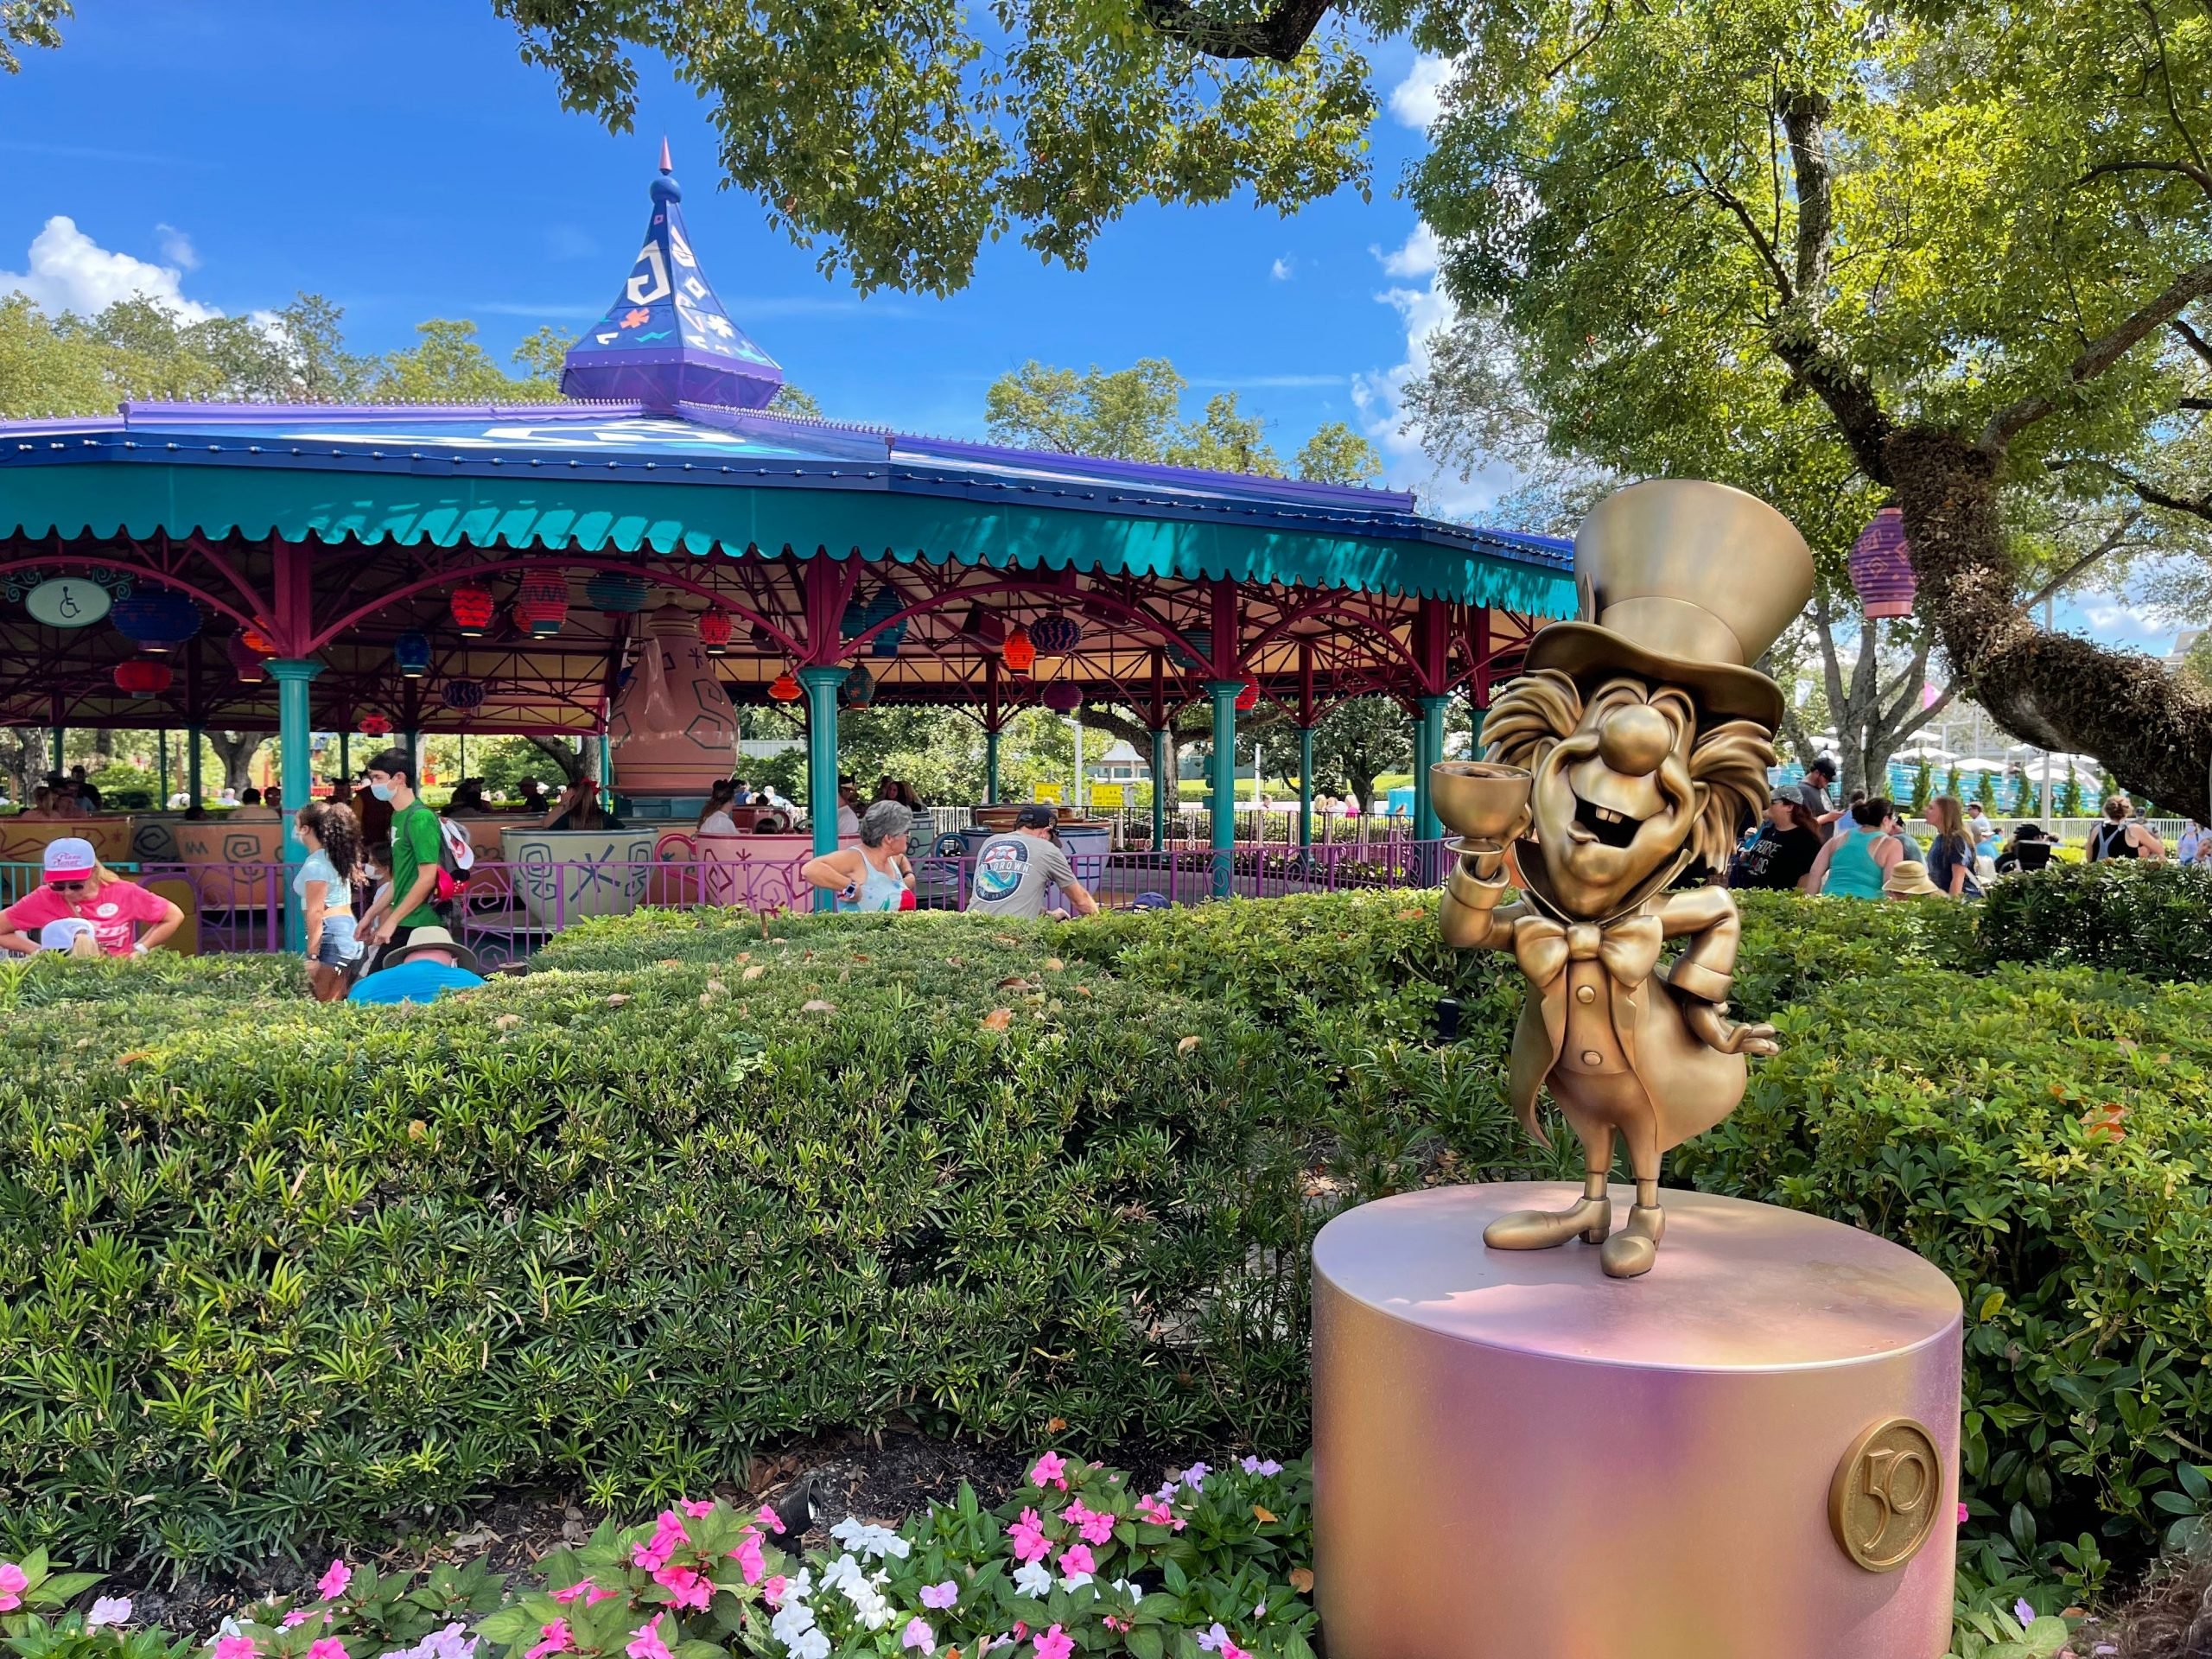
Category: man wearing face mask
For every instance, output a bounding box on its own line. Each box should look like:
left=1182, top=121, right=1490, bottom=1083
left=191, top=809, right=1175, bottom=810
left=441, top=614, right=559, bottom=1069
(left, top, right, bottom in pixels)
left=358, top=747, right=443, bottom=968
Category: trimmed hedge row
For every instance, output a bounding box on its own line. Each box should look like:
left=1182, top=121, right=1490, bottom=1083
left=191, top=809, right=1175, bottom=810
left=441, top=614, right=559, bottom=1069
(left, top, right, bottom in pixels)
left=1978, top=861, right=2212, bottom=982
left=0, top=918, right=1322, bottom=1570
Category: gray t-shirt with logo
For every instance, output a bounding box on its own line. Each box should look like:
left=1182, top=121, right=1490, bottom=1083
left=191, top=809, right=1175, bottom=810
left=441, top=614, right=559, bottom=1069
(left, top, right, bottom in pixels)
left=969, top=832, right=1076, bottom=918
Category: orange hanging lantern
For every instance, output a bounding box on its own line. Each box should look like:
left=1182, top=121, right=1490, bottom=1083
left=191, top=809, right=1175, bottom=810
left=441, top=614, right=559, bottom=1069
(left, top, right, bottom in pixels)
left=768, top=669, right=802, bottom=702
left=1236, top=677, right=1260, bottom=713
left=241, top=626, right=276, bottom=654
left=449, top=582, right=496, bottom=636
left=1002, top=623, right=1037, bottom=675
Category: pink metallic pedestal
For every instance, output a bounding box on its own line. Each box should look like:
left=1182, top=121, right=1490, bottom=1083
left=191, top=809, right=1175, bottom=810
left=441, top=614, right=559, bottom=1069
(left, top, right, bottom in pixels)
left=1312, top=1183, right=1962, bottom=1659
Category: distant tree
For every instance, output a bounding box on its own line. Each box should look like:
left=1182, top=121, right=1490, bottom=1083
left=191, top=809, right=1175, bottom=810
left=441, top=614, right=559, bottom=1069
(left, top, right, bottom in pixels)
left=0, top=0, right=67, bottom=73
left=2062, top=775, right=2086, bottom=817
left=1945, top=764, right=1962, bottom=802
left=509, top=325, right=575, bottom=385
left=1976, top=769, right=1999, bottom=810
left=767, top=384, right=824, bottom=420
left=373, top=320, right=565, bottom=404
left=1306, top=696, right=1410, bottom=817
left=1294, top=420, right=1383, bottom=485
left=1909, top=759, right=1932, bottom=816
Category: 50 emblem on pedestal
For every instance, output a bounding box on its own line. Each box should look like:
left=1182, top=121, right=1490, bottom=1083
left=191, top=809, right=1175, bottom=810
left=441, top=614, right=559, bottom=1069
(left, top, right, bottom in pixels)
left=1830, top=1416, right=1942, bottom=1572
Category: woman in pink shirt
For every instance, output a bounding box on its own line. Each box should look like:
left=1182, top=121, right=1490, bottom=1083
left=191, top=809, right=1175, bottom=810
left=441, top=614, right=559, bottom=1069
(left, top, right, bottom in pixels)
left=0, top=836, right=183, bottom=957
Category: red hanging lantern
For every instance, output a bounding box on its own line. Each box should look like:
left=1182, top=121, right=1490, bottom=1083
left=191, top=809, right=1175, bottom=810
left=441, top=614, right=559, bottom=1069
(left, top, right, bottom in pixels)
left=1002, top=623, right=1037, bottom=675
left=1042, top=682, right=1083, bottom=715
left=240, top=626, right=276, bottom=654
left=114, top=658, right=173, bottom=697
left=449, top=582, right=496, bottom=637
left=1848, top=505, right=1916, bottom=620
left=360, top=714, right=392, bottom=737
left=1235, top=677, right=1260, bottom=713
left=512, top=572, right=570, bottom=637
left=697, top=609, right=733, bottom=656
left=768, top=670, right=802, bottom=702
left=228, top=632, right=269, bottom=684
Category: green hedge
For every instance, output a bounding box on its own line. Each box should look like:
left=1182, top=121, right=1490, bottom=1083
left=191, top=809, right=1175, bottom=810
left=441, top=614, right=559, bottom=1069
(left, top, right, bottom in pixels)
left=1978, top=861, right=2212, bottom=982
left=0, top=918, right=1322, bottom=1571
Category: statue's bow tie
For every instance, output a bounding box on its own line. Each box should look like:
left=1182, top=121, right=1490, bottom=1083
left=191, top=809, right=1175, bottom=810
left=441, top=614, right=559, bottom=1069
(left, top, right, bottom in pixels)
left=1511, top=912, right=1665, bottom=990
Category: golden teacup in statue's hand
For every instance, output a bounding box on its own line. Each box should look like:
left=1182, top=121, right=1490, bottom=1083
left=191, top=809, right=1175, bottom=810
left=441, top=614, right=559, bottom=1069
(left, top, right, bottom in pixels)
left=1432, top=762, right=1533, bottom=874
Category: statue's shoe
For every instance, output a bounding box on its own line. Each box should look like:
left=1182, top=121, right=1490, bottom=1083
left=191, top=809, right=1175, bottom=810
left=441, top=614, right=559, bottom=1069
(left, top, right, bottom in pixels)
left=1484, top=1195, right=1611, bottom=1251
left=1599, top=1204, right=1667, bottom=1279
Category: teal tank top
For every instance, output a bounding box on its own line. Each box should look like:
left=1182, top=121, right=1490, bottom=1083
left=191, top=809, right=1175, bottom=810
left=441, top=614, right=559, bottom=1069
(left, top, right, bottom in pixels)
left=1821, top=829, right=1887, bottom=899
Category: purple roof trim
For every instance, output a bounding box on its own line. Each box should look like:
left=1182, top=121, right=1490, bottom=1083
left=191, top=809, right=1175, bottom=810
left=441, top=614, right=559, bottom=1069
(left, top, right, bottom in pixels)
left=117, top=399, right=644, bottom=423
left=896, top=430, right=1417, bottom=512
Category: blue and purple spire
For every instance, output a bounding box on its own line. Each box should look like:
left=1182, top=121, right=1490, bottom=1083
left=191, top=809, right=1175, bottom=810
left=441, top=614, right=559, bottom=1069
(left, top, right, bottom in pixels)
left=560, top=140, right=785, bottom=411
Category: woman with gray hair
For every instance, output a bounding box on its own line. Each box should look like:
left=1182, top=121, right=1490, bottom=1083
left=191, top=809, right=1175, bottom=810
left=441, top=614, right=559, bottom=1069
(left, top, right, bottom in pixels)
left=800, top=798, right=916, bottom=911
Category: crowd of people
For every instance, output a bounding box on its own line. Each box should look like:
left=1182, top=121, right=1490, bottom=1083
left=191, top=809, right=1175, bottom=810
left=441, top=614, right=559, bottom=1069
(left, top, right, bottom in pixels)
left=1726, top=753, right=2187, bottom=901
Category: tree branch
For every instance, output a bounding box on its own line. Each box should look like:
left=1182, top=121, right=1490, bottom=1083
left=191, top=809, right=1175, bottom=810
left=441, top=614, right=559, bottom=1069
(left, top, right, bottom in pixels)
left=2013, top=508, right=2143, bottom=615
left=2092, top=460, right=2212, bottom=524
left=1139, top=0, right=1337, bottom=62
left=1980, top=257, right=2212, bottom=451
left=2075, top=157, right=2212, bottom=202
left=2171, top=315, right=2212, bottom=371
left=1780, top=89, right=1834, bottom=299
left=1689, top=160, right=1794, bottom=302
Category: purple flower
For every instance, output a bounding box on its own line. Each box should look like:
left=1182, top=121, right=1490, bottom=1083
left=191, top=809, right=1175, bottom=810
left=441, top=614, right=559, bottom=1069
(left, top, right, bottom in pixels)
left=1238, top=1457, right=1283, bottom=1477
left=1178, top=1462, right=1210, bottom=1491
left=919, top=1581, right=958, bottom=1611
left=2015, top=1599, right=2037, bottom=1626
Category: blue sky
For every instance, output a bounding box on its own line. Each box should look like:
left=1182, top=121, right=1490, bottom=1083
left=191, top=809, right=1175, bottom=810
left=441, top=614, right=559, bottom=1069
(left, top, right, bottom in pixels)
left=0, top=1, right=2177, bottom=656
left=0, top=2, right=1447, bottom=489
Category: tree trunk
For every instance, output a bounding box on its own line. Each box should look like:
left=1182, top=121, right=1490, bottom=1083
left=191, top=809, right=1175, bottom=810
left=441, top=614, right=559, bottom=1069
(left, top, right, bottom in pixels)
left=1887, top=429, right=2212, bottom=816
left=204, top=730, right=264, bottom=795
left=525, top=734, right=584, bottom=783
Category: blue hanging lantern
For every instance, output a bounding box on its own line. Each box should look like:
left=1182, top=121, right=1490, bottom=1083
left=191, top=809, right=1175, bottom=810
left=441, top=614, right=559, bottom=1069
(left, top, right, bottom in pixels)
left=1169, top=628, right=1211, bottom=671
left=111, top=587, right=201, bottom=653
left=584, top=571, right=652, bottom=613
left=842, top=584, right=903, bottom=639
left=1030, top=614, right=1083, bottom=657
left=442, top=678, right=486, bottom=712
left=870, top=616, right=907, bottom=658
left=394, top=631, right=432, bottom=679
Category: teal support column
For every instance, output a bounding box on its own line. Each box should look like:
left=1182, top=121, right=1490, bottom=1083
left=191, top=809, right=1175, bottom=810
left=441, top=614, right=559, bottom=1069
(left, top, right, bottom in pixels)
left=985, top=728, right=1001, bottom=804
left=187, top=723, right=203, bottom=808
left=50, top=724, right=63, bottom=775
left=338, top=730, right=350, bottom=780
left=1469, top=706, right=1485, bottom=762
left=1205, top=680, right=1240, bottom=899
left=1149, top=727, right=1169, bottom=850
left=267, top=658, right=323, bottom=952
left=156, top=729, right=169, bottom=809
left=1414, top=694, right=1450, bottom=843
left=1297, top=725, right=1315, bottom=850
left=404, top=730, right=420, bottom=779
left=597, top=733, right=613, bottom=810
left=798, top=665, right=848, bottom=908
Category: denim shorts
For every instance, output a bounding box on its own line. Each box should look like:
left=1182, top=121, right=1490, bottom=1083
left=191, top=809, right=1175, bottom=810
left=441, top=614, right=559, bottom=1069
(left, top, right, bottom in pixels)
left=311, top=913, right=362, bottom=969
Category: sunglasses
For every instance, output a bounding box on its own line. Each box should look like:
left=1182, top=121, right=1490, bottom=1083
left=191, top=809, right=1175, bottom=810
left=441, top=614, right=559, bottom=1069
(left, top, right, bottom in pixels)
left=48, top=878, right=92, bottom=893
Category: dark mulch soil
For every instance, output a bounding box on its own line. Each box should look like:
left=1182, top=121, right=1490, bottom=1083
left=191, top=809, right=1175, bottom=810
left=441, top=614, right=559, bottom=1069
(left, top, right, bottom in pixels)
left=105, top=1430, right=1184, bottom=1641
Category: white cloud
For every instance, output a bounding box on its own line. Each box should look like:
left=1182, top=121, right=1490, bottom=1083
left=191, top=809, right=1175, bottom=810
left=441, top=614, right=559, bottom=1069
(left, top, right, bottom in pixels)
left=1377, top=221, right=1440, bottom=280
left=1269, top=255, right=1294, bottom=282
left=2065, top=590, right=2177, bottom=654
left=154, top=222, right=199, bottom=270
left=1389, top=54, right=1454, bottom=131
left=0, top=215, right=221, bottom=322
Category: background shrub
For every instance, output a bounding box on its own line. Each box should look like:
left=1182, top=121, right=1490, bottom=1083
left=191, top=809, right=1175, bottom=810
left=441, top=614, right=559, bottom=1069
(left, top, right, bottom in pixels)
left=1978, top=862, right=2212, bottom=982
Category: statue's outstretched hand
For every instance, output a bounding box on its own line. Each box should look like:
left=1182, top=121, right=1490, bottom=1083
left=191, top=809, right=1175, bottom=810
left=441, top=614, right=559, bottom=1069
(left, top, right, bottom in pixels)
left=1681, top=999, right=1779, bottom=1058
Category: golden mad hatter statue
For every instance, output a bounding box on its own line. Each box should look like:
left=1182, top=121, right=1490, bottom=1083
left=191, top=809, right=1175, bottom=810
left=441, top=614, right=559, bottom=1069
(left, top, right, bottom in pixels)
left=1436, top=479, right=1816, bottom=1278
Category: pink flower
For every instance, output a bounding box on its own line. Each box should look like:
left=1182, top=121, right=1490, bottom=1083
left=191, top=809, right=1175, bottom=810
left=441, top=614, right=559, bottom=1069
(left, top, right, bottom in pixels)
left=754, top=1504, right=785, bottom=1535
left=307, top=1638, right=347, bottom=1659
left=525, top=1621, right=572, bottom=1659
left=215, top=1639, right=257, bottom=1659
left=679, top=1499, right=716, bottom=1519
left=762, top=1575, right=789, bottom=1609
left=902, top=1618, right=936, bottom=1654
left=317, top=1560, right=353, bottom=1602
left=625, top=1616, right=671, bottom=1659
left=1058, top=1501, right=1115, bottom=1547
left=553, top=1580, right=614, bottom=1607
left=0, top=1561, right=23, bottom=1613
left=728, top=1527, right=766, bottom=1586
left=631, top=1511, right=690, bottom=1573
left=1195, top=1625, right=1253, bottom=1659
left=1033, top=1626, right=1073, bottom=1659
left=1056, top=1545, right=1095, bottom=1579
left=281, top=1611, right=318, bottom=1630
left=919, top=1581, right=958, bottom=1611
left=1027, top=1453, right=1068, bottom=1491
left=1957, top=1503, right=1969, bottom=1525
left=652, top=1564, right=711, bottom=1611
left=1007, top=1507, right=1051, bottom=1564
left=1103, top=1617, right=1129, bottom=1633
left=1135, top=1495, right=1185, bottom=1532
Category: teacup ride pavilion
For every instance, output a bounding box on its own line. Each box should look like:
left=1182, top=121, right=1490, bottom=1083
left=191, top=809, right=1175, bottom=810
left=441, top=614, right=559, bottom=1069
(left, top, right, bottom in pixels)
left=0, top=152, right=1573, bottom=957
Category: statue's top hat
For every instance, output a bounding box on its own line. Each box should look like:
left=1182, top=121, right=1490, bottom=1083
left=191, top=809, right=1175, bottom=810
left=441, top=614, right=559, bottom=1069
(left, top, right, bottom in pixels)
left=1523, top=479, right=1814, bottom=728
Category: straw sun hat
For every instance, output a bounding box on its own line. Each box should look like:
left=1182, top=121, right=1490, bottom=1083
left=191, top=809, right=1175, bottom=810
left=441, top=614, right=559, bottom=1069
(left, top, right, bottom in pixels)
left=1883, top=861, right=1942, bottom=898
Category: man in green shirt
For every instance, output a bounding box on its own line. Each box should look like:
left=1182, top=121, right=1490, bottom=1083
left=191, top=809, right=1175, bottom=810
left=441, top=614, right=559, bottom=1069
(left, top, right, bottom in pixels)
left=360, top=746, right=444, bottom=967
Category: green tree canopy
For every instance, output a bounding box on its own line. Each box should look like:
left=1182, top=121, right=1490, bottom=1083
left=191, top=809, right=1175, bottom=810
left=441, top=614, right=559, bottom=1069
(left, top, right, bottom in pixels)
left=1404, top=0, right=2212, bottom=810
left=984, top=356, right=1380, bottom=482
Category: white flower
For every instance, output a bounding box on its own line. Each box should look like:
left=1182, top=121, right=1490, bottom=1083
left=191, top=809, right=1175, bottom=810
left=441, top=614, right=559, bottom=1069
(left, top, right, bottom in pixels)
left=86, top=1599, right=133, bottom=1629
left=787, top=1631, right=830, bottom=1659
left=828, top=1518, right=911, bottom=1560
left=1012, top=1562, right=1054, bottom=1599
left=219, top=1618, right=245, bottom=1639
left=785, top=1570, right=814, bottom=1603
left=1110, top=1579, right=1141, bottom=1599
left=1058, top=1572, right=1093, bottom=1593
left=771, top=1602, right=819, bottom=1647
left=819, top=1554, right=865, bottom=1594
